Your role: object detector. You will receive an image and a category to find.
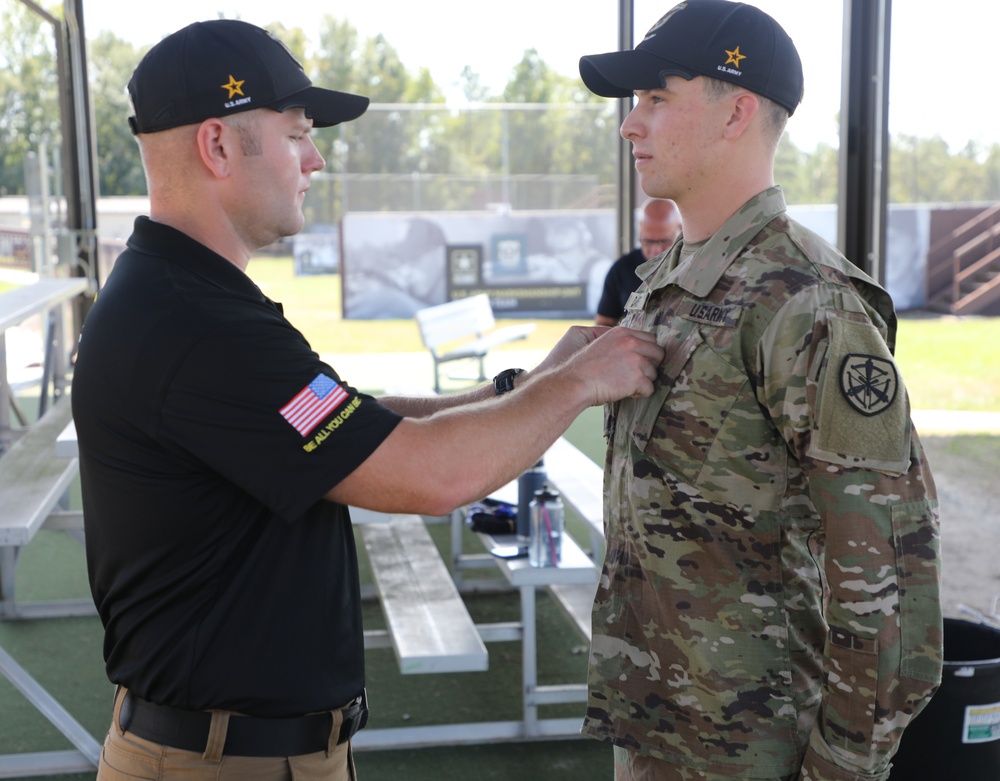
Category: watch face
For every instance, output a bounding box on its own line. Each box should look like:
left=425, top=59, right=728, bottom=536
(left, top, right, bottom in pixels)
left=494, top=369, right=523, bottom=395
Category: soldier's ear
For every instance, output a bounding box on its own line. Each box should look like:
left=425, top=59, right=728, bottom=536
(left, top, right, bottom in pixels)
left=722, top=92, right=758, bottom=141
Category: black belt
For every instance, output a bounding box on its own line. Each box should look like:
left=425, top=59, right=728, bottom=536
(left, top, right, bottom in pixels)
left=119, top=689, right=369, bottom=757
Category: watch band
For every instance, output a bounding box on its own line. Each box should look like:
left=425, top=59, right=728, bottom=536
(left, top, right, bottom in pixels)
left=492, top=368, right=525, bottom=395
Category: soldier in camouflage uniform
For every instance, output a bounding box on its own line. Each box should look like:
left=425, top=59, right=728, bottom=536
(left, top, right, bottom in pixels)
left=578, top=2, right=942, bottom=780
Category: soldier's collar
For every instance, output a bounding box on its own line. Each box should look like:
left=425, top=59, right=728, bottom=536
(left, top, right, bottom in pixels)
left=646, top=187, right=788, bottom=297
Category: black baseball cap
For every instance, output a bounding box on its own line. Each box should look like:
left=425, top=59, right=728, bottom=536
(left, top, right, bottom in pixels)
left=579, top=0, right=803, bottom=115
left=127, top=19, right=370, bottom=134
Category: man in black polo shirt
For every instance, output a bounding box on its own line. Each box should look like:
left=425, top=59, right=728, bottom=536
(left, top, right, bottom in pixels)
left=595, top=198, right=682, bottom=326
left=71, top=20, right=664, bottom=780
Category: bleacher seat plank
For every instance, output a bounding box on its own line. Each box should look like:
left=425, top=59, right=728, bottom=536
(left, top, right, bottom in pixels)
left=0, top=396, right=77, bottom=547
left=361, top=514, right=488, bottom=674
left=0, top=278, right=88, bottom=333
left=548, top=582, right=597, bottom=640
left=544, top=436, right=606, bottom=561
left=544, top=437, right=604, bottom=533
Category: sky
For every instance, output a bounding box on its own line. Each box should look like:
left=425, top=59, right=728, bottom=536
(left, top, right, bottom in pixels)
left=78, top=0, right=999, bottom=155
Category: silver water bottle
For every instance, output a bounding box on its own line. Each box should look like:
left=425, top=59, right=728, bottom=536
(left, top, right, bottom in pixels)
left=529, top=487, right=563, bottom=567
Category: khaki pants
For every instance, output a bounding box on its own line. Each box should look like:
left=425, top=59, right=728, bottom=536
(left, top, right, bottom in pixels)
left=614, top=746, right=796, bottom=781
left=97, top=687, right=356, bottom=781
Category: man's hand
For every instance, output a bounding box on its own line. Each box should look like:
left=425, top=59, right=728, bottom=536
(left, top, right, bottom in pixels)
left=534, top=325, right=612, bottom=375
left=561, top=327, right=663, bottom=405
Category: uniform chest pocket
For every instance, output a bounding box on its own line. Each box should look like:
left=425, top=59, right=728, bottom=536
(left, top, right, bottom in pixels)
left=625, top=327, right=751, bottom=485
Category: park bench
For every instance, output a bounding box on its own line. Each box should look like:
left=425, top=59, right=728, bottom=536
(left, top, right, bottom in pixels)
left=360, top=512, right=488, bottom=674
left=415, top=294, right=535, bottom=393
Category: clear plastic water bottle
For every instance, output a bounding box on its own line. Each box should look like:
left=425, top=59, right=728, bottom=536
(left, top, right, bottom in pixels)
left=529, top=487, right=563, bottom=567
left=517, top=458, right=546, bottom=541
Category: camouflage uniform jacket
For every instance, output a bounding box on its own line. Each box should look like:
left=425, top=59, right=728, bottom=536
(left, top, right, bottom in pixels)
left=583, top=187, right=942, bottom=781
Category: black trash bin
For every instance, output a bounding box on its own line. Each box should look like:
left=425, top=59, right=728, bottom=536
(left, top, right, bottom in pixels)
left=890, top=617, right=1000, bottom=779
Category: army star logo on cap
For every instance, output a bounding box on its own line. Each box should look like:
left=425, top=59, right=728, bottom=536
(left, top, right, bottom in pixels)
left=221, top=75, right=245, bottom=100
left=725, top=46, right=746, bottom=68
left=840, top=354, right=898, bottom=416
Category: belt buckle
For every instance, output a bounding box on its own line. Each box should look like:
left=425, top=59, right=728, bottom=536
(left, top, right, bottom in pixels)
left=338, top=688, right=369, bottom=745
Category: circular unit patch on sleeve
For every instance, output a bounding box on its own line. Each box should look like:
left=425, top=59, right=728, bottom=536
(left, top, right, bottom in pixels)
left=839, top=353, right=899, bottom=416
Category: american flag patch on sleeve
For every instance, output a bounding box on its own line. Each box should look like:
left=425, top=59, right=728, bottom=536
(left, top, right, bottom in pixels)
left=279, top=374, right=350, bottom=436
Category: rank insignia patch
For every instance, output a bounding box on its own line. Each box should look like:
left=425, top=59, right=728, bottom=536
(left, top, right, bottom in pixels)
left=840, top=353, right=898, bottom=416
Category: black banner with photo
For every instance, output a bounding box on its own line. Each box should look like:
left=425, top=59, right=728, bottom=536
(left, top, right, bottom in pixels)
left=340, top=210, right=615, bottom=319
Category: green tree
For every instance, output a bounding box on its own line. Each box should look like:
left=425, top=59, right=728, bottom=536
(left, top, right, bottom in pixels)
left=501, top=49, right=557, bottom=179
left=0, top=2, right=61, bottom=195
left=549, top=79, right=617, bottom=205
left=447, top=66, right=503, bottom=180
left=308, top=16, right=365, bottom=179
left=497, top=49, right=617, bottom=208
left=773, top=133, right=808, bottom=204
left=891, top=135, right=953, bottom=203
left=776, top=135, right=839, bottom=206
left=983, top=144, right=1000, bottom=201
left=803, top=143, right=840, bottom=205
left=310, top=19, right=429, bottom=185
left=399, top=66, right=448, bottom=176
left=348, top=32, right=434, bottom=185
left=88, top=31, right=145, bottom=196
left=450, top=66, right=503, bottom=180
left=307, top=19, right=455, bottom=213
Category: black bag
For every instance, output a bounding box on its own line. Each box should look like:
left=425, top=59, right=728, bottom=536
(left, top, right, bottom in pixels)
left=465, top=498, right=516, bottom=535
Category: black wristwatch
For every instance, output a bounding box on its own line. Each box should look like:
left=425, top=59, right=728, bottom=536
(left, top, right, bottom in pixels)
left=492, top=368, right=525, bottom=395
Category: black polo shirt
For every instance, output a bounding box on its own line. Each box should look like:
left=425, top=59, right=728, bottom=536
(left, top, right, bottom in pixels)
left=72, top=217, right=402, bottom=717
left=596, top=247, right=645, bottom=321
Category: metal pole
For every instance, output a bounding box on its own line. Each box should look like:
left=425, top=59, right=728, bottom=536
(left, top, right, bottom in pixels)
left=616, top=0, right=637, bottom=256
left=837, top=0, right=892, bottom=282
left=16, top=0, right=98, bottom=345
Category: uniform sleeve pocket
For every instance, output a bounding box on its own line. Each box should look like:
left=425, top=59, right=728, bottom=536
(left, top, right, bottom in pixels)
left=823, top=628, right=879, bottom=755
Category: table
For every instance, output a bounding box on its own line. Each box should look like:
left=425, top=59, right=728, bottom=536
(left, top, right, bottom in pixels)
left=477, top=529, right=598, bottom=738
